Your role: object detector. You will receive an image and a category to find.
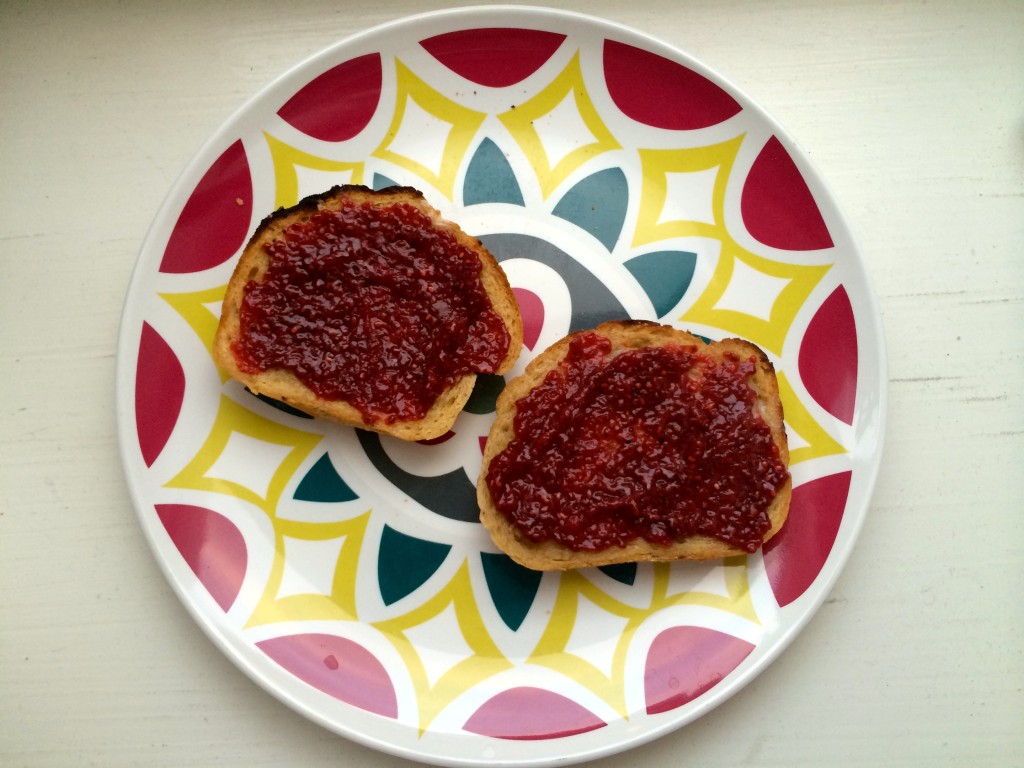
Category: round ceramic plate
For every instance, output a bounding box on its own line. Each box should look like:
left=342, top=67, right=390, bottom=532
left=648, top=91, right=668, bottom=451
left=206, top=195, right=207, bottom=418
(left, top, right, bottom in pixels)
left=117, top=6, right=886, bottom=766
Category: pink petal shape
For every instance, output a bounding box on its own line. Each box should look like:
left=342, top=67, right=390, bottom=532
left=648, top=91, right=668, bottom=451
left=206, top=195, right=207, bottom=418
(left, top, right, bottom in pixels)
left=135, top=322, right=185, bottom=467
left=512, top=287, right=543, bottom=351
left=160, top=140, right=253, bottom=274
left=740, top=136, right=834, bottom=251
left=764, top=471, right=852, bottom=607
left=463, top=687, right=606, bottom=740
left=277, top=53, right=383, bottom=142
left=799, top=286, right=858, bottom=425
left=155, top=504, right=247, bottom=612
left=603, top=40, right=741, bottom=130
left=644, top=626, right=754, bottom=714
left=257, top=633, right=398, bottom=718
left=420, top=28, right=566, bottom=87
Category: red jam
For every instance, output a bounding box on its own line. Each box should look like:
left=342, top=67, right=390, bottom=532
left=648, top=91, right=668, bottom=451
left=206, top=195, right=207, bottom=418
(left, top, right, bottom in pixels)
left=232, top=202, right=510, bottom=424
left=485, top=332, right=789, bottom=553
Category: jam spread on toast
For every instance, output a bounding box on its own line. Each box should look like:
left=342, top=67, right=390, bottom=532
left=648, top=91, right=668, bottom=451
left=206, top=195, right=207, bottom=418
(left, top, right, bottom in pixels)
left=232, top=201, right=510, bottom=424
left=486, top=332, right=789, bottom=552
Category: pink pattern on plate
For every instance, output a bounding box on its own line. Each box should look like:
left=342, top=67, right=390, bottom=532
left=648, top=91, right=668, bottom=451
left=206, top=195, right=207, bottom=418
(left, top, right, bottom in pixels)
left=463, top=687, right=605, bottom=740
left=420, top=28, right=566, bottom=87
left=644, top=626, right=754, bottom=714
left=155, top=504, right=247, bottom=612
left=277, top=53, right=383, bottom=142
left=799, top=286, right=858, bottom=425
left=740, top=136, right=833, bottom=251
left=159, top=140, right=253, bottom=274
left=512, top=287, right=544, bottom=351
left=257, top=633, right=398, bottom=718
left=603, top=40, right=741, bottom=130
left=135, top=322, right=185, bottom=467
left=764, top=471, right=852, bottom=607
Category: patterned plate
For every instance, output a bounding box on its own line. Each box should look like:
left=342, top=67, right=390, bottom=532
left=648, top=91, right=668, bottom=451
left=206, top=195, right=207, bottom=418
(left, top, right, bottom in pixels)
left=116, top=7, right=886, bottom=766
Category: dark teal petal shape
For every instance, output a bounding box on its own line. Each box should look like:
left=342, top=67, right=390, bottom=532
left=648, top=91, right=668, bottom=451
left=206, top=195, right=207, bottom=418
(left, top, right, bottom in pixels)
left=372, top=172, right=400, bottom=190
left=464, top=373, right=506, bottom=415
left=294, top=453, right=358, bottom=503
left=464, top=138, right=525, bottom=206
left=552, top=168, right=628, bottom=251
left=624, top=250, right=697, bottom=317
left=378, top=525, right=451, bottom=606
left=481, top=552, right=543, bottom=631
left=598, top=563, right=637, bottom=585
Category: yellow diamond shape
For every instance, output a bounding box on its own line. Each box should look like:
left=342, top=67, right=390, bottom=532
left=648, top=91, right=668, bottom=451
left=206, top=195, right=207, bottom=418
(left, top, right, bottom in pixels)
left=499, top=51, right=621, bottom=199
left=777, top=372, right=847, bottom=464
left=683, top=242, right=831, bottom=355
left=264, top=132, right=365, bottom=209
left=528, top=571, right=641, bottom=718
left=633, top=136, right=744, bottom=247
left=372, top=59, right=486, bottom=200
left=373, top=560, right=511, bottom=734
left=654, top=556, right=759, bottom=622
left=166, top=395, right=321, bottom=515
left=160, top=285, right=228, bottom=380
left=245, top=512, right=369, bottom=628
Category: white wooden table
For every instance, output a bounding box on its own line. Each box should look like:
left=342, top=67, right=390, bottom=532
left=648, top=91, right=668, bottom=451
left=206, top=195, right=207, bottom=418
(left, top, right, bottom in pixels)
left=2, top=1, right=1021, bottom=765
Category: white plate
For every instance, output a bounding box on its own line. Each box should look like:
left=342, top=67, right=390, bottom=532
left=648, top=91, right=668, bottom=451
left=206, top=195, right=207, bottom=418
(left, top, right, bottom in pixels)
left=116, top=6, right=886, bottom=766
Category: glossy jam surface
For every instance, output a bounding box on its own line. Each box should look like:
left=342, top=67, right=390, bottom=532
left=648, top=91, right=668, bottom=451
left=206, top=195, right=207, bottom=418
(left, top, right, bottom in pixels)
left=486, top=333, right=789, bottom=553
left=232, top=202, right=510, bottom=424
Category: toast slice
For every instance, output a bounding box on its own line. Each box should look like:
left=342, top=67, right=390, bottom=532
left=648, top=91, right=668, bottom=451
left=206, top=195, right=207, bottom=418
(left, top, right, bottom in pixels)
left=477, top=320, right=791, bottom=570
left=214, top=185, right=522, bottom=441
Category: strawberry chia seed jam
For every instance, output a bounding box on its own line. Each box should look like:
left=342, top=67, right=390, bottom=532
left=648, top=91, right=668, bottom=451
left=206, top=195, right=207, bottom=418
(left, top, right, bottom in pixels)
left=485, top=332, right=789, bottom=552
left=232, top=201, right=510, bottom=424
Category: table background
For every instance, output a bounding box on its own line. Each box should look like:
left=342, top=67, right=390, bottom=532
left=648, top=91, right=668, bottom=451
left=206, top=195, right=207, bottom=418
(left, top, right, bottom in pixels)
left=2, top=1, right=1021, bottom=765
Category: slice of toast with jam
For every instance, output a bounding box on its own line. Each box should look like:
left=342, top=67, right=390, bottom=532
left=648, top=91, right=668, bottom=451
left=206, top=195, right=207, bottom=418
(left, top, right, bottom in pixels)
left=477, top=320, right=791, bottom=570
left=214, top=185, right=523, bottom=441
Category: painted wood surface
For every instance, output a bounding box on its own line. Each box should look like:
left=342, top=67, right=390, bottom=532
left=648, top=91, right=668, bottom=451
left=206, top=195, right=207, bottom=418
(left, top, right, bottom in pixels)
left=1, top=1, right=1021, bottom=766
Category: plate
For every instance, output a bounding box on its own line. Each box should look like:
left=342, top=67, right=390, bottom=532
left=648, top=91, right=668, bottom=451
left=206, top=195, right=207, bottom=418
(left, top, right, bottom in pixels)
left=116, top=6, right=886, bottom=766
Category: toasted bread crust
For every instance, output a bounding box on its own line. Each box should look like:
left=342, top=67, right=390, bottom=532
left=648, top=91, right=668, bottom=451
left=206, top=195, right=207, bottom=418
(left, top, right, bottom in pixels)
left=213, top=185, right=523, bottom=441
left=477, top=321, right=791, bottom=570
